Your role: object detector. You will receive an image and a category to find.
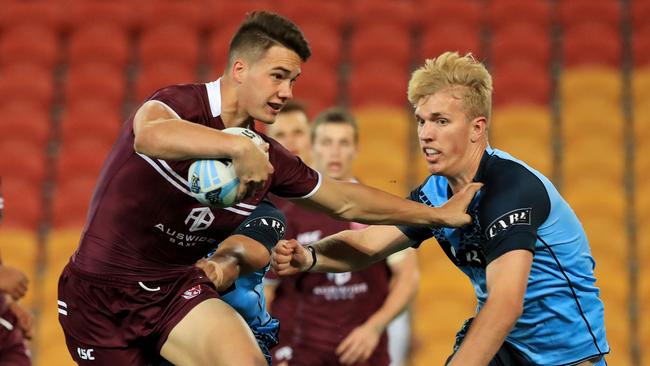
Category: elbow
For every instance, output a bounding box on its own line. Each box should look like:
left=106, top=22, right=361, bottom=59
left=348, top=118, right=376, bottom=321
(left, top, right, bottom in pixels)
left=133, top=126, right=158, bottom=157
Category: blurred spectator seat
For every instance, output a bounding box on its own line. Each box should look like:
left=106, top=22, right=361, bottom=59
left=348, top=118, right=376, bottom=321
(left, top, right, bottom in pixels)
left=135, top=62, right=197, bottom=102
left=563, top=23, right=621, bottom=67
left=68, top=24, right=130, bottom=69
left=0, top=25, right=59, bottom=70
left=65, top=62, right=125, bottom=108
left=139, top=25, right=200, bottom=69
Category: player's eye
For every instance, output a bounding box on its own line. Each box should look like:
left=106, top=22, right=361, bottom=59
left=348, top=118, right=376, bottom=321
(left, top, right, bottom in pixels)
left=436, top=118, right=449, bottom=125
left=271, top=73, right=284, bottom=80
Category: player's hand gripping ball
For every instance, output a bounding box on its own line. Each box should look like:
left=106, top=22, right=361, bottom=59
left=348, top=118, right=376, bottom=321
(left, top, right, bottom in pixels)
left=188, top=128, right=266, bottom=207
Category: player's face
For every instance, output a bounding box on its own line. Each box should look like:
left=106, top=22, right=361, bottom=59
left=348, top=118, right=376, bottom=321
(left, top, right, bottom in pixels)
left=415, top=87, right=477, bottom=177
left=240, top=46, right=301, bottom=124
left=311, top=123, right=357, bottom=180
left=266, top=110, right=311, bottom=162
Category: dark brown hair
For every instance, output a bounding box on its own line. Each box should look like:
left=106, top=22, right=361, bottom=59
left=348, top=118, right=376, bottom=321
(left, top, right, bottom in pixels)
left=228, top=11, right=311, bottom=66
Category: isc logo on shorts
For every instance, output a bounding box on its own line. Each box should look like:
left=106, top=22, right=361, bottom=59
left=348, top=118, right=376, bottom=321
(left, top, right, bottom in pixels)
left=77, top=348, right=95, bottom=360
left=181, top=285, right=202, bottom=299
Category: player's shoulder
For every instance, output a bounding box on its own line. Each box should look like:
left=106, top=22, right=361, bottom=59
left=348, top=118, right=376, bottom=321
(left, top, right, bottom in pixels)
left=483, top=149, right=544, bottom=188
left=480, top=149, right=551, bottom=207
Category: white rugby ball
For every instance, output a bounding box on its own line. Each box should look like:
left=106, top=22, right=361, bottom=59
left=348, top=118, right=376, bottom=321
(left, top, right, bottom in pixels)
left=188, top=128, right=265, bottom=207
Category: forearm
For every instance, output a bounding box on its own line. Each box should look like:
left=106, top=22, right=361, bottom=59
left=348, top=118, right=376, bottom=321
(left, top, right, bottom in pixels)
left=315, top=180, right=446, bottom=226
left=310, top=231, right=381, bottom=273
left=134, top=117, right=247, bottom=160
left=448, top=298, right=521, bottom=365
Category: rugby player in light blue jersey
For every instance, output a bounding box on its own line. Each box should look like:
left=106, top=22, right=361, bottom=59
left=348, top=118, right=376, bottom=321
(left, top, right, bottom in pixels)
left=161, top=199, right=285, bottom=366
left=272, top=52, right=608, bottom=366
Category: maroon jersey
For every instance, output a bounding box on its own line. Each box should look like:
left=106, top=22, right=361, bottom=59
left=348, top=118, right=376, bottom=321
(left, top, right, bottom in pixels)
left=275, top=200, right=391, bottom=364
left=71, top=80, right=321, bottom=281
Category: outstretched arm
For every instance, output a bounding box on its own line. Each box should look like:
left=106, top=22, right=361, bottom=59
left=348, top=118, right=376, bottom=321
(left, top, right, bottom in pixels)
left=297, top=177, right=481, bottom=228
left=272, top=225, right=415, bottom=275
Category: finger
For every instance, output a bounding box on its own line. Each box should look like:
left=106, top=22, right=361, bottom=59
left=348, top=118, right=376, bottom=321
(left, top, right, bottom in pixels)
left=261, top=142, right=270, bottom=153
left=336, top=336, right=352, bottom=355
left=235, top=184, right=249, bottom=202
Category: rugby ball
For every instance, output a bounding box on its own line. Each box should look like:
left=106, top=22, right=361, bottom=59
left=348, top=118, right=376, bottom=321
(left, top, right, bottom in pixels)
left=188, top=128, right=265, bottom=207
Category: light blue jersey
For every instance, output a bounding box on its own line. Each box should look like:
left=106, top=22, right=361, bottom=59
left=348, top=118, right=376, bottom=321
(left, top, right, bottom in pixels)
left=213, top=199, right=285, bottom=364
left=221, top=264, right=277, bottom=331
left=399, top=147, right=609, bottom=365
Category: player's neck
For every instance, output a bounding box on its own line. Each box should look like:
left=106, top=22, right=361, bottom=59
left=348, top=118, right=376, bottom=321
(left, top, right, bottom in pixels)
left=219, top=76, right=253, bottom=128
left=447, top=142, right=486, bottom=194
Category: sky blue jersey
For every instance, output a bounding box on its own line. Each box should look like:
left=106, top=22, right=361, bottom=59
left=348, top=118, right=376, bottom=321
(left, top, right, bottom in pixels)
left=399, top=147, right=609, bottom=365
left=213, top=200, right=285, bottom=334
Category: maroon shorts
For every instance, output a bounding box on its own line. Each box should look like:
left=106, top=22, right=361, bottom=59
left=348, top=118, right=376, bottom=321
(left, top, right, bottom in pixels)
left=0, top=311, right=31, bottom=366
left=57, top=263, right=219, bottom=365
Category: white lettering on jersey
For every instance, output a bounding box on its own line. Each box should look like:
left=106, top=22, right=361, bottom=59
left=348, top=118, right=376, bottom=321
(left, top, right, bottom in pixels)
left=486, top=208, right=532, bottom=239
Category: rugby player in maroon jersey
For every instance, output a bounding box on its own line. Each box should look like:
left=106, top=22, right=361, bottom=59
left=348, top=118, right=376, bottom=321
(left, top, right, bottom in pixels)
left=57, top=12, right=479, bottom=366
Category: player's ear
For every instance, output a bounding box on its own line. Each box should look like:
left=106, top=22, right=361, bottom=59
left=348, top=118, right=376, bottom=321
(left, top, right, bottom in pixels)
left=470, top=116, right=488, bottom=143
left=231, top=58, right=247, bottom=83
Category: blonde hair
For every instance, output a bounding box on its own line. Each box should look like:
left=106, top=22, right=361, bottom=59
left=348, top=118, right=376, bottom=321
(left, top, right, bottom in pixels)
left=408, top=52, right=493, bottom=121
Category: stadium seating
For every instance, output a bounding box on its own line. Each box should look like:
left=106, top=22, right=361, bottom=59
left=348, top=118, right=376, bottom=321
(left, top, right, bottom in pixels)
left=0, top=64, right=54, bottom=109
left=65, top=62, right=126, bottom=108
left=486, top=0, right=551, bottom=32
left=351, top=0, right=414, bottom=30
left=137, top=0, right=206, bottom=31
left=491, top=62, right=551, bottom=106
left=350, top=24, right=412, bottom=69
left=562, top=23, right=622, bottom=67
left=277, top=0, right=346, bottom=31
left=139, top=25, right=200, bottom=69
left=0, top=1, right=62, bottom=31
left=419, top=24, right=481, bottom=60
left=0, top=25, right=59, bottom=69
left=558, top=0, right=621, bottom=31
left=67, top=24, right=130, bottom=69
left=416, top=0, right=482, bottom=31
left=64, top=0, right=134, bottom=31
left=490, top=23, right=551, bottom=67
left=135, top=61, right=197, bottom=102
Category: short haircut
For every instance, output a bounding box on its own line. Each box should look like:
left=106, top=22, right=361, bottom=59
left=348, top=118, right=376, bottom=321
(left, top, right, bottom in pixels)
left=408, top=52, right=493, bottom=121
left=311, top=107, right=359, bottom=143
left=228, top=11, right=311, bottom=67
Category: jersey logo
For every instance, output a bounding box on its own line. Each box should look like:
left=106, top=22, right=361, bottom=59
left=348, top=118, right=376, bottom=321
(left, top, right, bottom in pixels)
left=181, top=285, right=203, bottom=299
left=327, top=272, right=352, bottom=286
left=485, top=208, right=532, bottom=239
left=243, top=216, right=286, bottom=240
left=185, top=207, right=215, bottom=232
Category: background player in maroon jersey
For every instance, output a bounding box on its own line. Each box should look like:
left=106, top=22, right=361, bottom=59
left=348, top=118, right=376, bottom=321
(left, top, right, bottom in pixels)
left=265, top=108, right=420, bottom=366
left=0, top=180, right=33, bottom=366
left=57, top=11, right=479, bottom=366
left=265, top=100, right=312, bottom=167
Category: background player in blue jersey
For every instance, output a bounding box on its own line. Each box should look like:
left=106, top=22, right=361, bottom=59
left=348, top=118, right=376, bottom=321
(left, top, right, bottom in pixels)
left=160, top=199, right=286, bottom=366
left=272, top=52, right=609, bottom=366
